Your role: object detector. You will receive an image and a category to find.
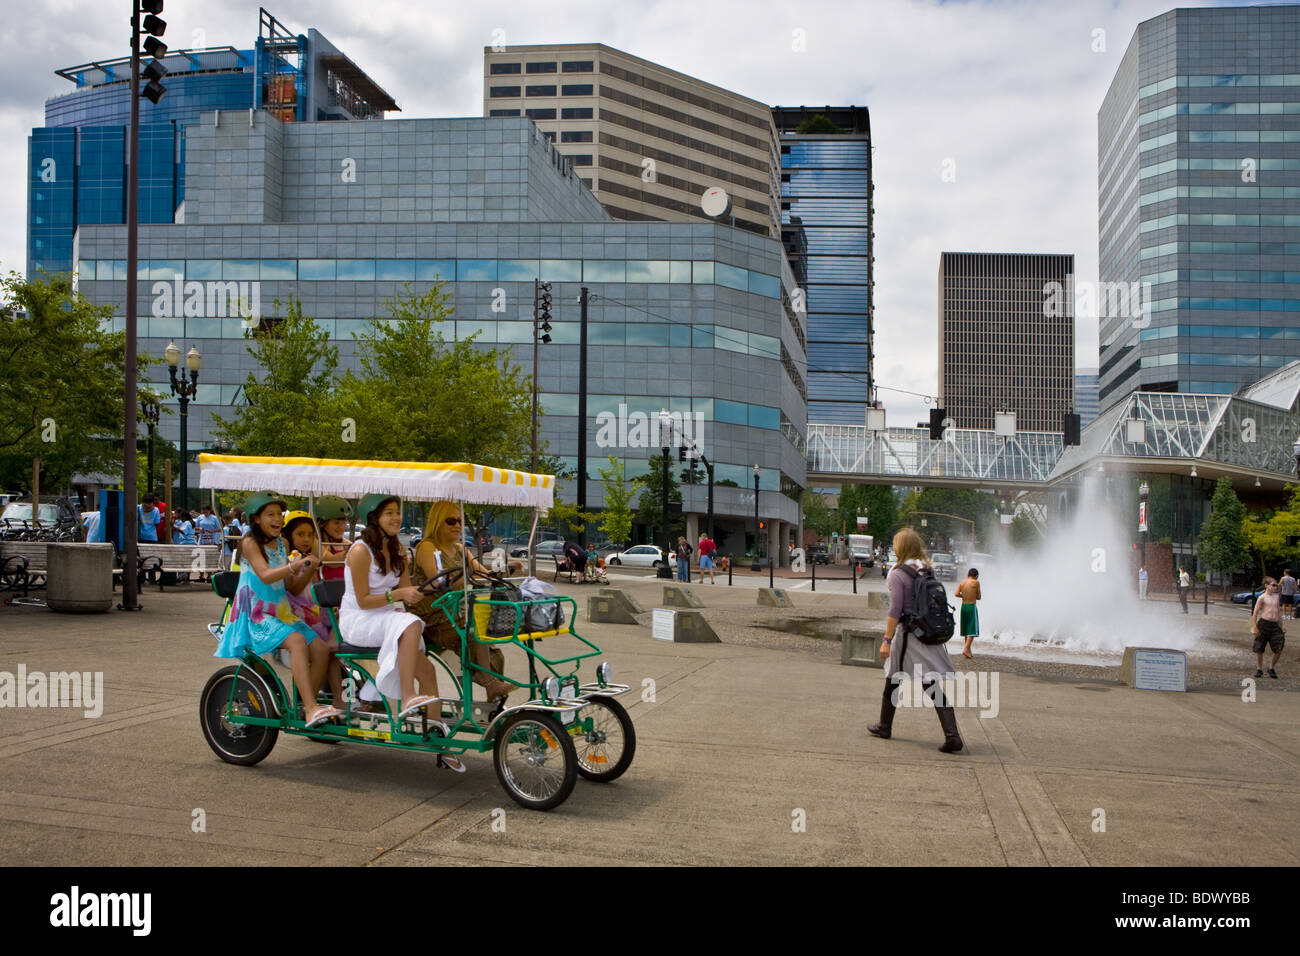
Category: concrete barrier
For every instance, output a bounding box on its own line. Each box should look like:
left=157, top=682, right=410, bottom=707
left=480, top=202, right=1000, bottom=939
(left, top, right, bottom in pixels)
left=866, top=592, right=889, bottom=610
left=758, top=588, right=793, bottom=607
left=662, top=586, right=704, bottom=608
left=588, top=593, right=640, bottom=624
left=841, top=627, right=886, bottom=667
left=45, top=543, right=114, bottom=613
left=651, top=607, right=720, bottom=643
left=601, top=588, right=644, bottom=614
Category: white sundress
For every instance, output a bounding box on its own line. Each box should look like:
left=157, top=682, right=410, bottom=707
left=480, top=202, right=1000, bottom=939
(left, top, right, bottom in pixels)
left=339, top=541, right=424, bottom=701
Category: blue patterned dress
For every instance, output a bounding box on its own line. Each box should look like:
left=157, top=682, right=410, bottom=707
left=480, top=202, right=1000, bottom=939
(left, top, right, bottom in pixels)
left=214, top=538, right=318, bottom=659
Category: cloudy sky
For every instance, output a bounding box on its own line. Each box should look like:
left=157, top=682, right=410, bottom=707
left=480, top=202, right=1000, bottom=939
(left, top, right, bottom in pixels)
left=3, top=0, right=1245, bottom=427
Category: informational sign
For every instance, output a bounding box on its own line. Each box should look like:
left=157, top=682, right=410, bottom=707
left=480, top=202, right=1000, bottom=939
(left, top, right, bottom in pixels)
left=856, top=516, right=869, bottom=528
left=1132, top=648, right=1187, bottom=692
left=1138, top=501, right=1148, bottom=533
left=652, top=608, right=676, bottom=641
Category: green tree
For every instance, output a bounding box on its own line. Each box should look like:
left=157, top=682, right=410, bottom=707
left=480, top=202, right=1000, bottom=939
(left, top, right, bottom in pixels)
left=1243, top=484, right=1300, bottom=576
left=636, top=452, right=683, bottom=544
left=335, top=284, right=533, bottom=468
left=795, top=114, right=843, bottom=134
left=1008, top=512, right=1041, bottom=550
left=598, top=456, right=635, bottom=546
left=0, top=273, right=148, bottom=494
left=211, top=297, right=342, bottom=457
left=897, top=488, right=921, bottom=530
left=801, top=490, right=837, bottom=539
left=1199, top=476, right=1250, bottom=585
left=839, top=483, right=900, bottom=543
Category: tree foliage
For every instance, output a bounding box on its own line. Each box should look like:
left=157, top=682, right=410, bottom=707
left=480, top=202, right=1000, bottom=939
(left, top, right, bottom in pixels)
left=1199, top=476, right=1250, bottom=578
left=598, top=456, right=635, bottom=545
left=801, top=490, right=837, bottom=539
left=1244, top=484, right=1300, bottom=575
left=0, top=273, right=147, bottom=493
left=1008, top=512, right=1042, bottom=550
left=636, top=452, right=683, bottom=543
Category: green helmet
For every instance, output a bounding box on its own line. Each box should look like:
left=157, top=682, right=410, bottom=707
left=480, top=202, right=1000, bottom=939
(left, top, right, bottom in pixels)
left=244, top=491, right=287, bottom=519
left=358, top=493, right=399, bottom=525
left=314, top=495, right=354, bottom=522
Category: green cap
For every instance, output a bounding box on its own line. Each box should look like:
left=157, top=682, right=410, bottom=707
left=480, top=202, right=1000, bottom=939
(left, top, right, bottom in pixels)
left=244, top=491, right=288, bottom=519
left=358, top=493, right=399, bottom=525
left=314, top=495, right=354, bottom=522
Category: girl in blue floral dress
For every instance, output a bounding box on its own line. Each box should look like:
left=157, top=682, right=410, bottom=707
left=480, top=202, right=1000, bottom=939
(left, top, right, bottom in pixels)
left=213, top=492, right=342, bottom=727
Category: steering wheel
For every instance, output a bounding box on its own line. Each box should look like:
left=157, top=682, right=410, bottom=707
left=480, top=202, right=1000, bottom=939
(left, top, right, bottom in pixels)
left=417, top=566, right=464, bottom=594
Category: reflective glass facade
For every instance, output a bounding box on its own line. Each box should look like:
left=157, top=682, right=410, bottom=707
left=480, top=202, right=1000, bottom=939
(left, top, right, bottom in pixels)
left=1098, top=6, right=1300, bottom=406
left=773, top=108, right=874, bottom=426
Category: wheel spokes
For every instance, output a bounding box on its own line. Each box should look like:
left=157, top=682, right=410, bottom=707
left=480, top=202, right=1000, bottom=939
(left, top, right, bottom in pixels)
left=503, top=721, right=566, bottom=799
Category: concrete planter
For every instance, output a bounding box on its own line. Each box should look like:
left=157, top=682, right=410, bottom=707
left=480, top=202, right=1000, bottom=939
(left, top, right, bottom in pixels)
left=46, top=543, right=114, bottom=613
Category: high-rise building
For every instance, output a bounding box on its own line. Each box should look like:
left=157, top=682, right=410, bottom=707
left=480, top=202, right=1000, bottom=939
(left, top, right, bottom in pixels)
left=27, top=9, right=398, bottom=278
left=772, top=106, right=874, bottom=426
left=1097, top=5, right=1300, bottom=407
left=481, top=43, right=781, bottom=239
left=1075, top=370, right=1100, bottom=426
left=938, top=252, right=1075, bottom=432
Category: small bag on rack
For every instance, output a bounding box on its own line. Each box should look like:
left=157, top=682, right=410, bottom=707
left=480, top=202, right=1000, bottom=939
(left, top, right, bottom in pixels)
left=486, top=584, right=524, bottom=637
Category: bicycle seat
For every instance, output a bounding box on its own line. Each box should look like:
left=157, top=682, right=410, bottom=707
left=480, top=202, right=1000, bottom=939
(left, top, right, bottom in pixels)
left=212, top=571, right=239, bottom=600
left=312, top=579, right=345, bottom=609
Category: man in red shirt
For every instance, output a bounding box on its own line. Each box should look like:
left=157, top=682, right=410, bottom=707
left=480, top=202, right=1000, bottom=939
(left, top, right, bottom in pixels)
left=697, top=533, right=717, bottom=584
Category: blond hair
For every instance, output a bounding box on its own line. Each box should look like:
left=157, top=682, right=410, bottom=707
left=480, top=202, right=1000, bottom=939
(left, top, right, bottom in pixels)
left=425, top=500, right=465, bottom=554
left=891, top=528, right=930, bottom=566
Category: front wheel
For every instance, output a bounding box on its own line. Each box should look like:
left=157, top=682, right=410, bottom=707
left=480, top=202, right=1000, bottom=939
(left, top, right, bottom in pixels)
left=572, top=695, right=635, bottom=782
left=493, top=710, right=577, bottom=811
left=200, top=665, right=280, bottom=766
left=608, top=556, right=621, bottom=565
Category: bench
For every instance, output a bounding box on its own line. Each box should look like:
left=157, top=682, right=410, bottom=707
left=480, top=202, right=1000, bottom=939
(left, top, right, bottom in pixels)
left=0, top=542, right=49, bottom=596
left=113, top=543, right=224, bottom=591
left=553, top=554, right=576, bottom=583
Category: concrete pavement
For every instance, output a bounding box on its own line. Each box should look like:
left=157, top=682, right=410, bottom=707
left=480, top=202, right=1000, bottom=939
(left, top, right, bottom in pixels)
left=1, top=578, right=1297, bottom=866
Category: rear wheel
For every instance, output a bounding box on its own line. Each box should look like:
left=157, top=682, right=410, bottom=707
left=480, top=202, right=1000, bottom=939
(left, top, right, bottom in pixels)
left=200, top=665, right=280, bottom=766
left=572, top=695, right=635, bottom=782
left=608, top=556, right=621, bottom=565
left=493, top=711, right=577, bottom=811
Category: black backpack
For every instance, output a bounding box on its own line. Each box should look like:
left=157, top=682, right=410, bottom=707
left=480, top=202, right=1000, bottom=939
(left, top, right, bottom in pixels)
left=897, top=564, right=955, bottom=645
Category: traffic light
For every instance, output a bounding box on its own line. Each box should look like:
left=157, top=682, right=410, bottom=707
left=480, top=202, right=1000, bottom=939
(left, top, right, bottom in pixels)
left=928, top=407, right=947, bottom=440
left=139, top=1, right=168, bottom=104
left=536, top=281, right=552, bottom=343
left=758, top=521, right=766, bottom=531
left=678, top=444, right=687, bottom=462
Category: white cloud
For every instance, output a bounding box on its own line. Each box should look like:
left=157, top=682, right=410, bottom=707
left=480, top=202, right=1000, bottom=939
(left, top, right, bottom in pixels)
left=4, top=0, right=1230, bottom=430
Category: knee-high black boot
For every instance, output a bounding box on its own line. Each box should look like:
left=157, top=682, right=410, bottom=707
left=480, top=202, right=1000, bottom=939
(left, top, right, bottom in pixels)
left=868, top=679, right=897, bottom=739
left=925, top=680, right=963, bottom=753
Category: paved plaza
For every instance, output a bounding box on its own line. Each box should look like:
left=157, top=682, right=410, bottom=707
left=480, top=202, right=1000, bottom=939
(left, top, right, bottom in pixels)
left=1, top=576, right=1297, bottom=867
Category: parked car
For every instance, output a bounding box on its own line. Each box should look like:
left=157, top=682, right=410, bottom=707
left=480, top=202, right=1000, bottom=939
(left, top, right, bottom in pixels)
left=509, top=535, right=565, bottom=559
left=806, top=544, right=830, bottom=565
left=2, top=498, right=79, bottom=534
left=930, top=551, right=957, bottom=581
left=1230, top=585, right=1266, bottom=609
left=605, top=545, right=667, bottom=568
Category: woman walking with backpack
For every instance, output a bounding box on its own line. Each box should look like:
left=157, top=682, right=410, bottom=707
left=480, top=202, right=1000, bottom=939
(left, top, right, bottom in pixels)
left=867, top=528, right=963, bottom=754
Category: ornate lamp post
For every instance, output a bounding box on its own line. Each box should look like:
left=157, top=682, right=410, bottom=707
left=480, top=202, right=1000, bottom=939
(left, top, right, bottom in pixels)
left=165, top=341, right=201, bottom=510
left=141, top=397, right=161, bottom=496
left=1138, top=479, right=1150, bottom=570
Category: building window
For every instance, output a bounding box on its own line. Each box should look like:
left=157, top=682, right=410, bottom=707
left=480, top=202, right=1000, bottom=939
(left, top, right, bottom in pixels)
left=561, top=130, right=593, bottom=143
left=562, top=84, right=594, bottom=96
left=562, top=60, right=594, bottom=73
left=526, top=85, right=557, bottom=97
left=489, top=63, right=521, bottom=75
left=571, top=154, right=593, bottom=166
left=543, top=131, right=556, bottom=142
left=526, top=108, right=557, bottom=120
left=526, top=62, right=558, bottom=73
left=489, top=86, right=521, bottom=98
left=489, top=109, right=521, bottom=117
left=561, top=107, right=594, bottom=119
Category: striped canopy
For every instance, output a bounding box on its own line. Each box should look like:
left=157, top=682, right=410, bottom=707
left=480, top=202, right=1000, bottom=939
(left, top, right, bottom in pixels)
left=198, top=454, right=554, bottom=510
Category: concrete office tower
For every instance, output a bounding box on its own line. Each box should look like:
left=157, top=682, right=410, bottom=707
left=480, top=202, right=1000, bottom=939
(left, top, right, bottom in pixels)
left=772, top=107, right=875, bottom=426
left=28, top=8, right=396, bottom=278
left=482, top=43, right=781, bottom=239
left=1098, top=5, right=1300, bottom=407
left=938, top=252, right=1075, bottom=432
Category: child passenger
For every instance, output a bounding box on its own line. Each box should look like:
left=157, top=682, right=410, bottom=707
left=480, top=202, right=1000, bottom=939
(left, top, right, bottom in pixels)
left=314, top=496, right=353, bottom=582
left=283, top=510, right=345, bottom=706
left=213, top=493, right=341, bottom=727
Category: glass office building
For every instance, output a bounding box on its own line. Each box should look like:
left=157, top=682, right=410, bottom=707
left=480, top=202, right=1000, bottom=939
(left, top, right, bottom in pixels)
left=772, top=107, right=874, bottom=426
left=1098, top=5, right=1300, bottom=407
left=27, top=10, right=397, bottom=278
left=71, top=114, right=807, bottom=548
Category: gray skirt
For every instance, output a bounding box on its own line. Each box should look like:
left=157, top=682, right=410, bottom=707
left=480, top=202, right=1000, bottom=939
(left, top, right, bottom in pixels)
left=884, top=631, right=956, bottom=683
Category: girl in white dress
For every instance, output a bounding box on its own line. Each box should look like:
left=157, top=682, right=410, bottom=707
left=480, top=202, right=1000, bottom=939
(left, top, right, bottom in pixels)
left=339, top=494, right=463, bottom=771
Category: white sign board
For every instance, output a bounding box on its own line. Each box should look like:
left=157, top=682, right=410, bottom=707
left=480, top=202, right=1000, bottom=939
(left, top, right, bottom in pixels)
left=652, top=608, right=676, bottom=642
left=1132, top=648, right=1187, bottom=692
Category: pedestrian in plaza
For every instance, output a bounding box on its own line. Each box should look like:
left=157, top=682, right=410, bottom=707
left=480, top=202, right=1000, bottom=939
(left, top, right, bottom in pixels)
left=676, top=535, right=692, bottom=582
left=1279, top=568, right=1296, bottom=620
left=196, top=503, right=222, bottom=546
left=1138, top=566, right=1148, bottom=601
left=955, top=568, right=981, bottom=660
left=1177, top=566, right=1191, bottom=613
left=1251, top=577, right=1284, bottom=679
left=697, top=531, right=717, bottom=583
left=868, top=528, right=963, bottom=754
left=138, top=493, right=161, bottom=543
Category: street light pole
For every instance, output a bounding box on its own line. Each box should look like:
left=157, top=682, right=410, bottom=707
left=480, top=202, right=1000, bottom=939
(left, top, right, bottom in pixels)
left=577, top=286, right=588, bottom=546
left=1138, top=479, right=1150, bottom=572
left=752, top=464, right=761, bottom=570
left=121, top=4, right=144, bottom=611
left=166, top=342, right=201, bottom=511
left=142, top=398, right=160, bottom=496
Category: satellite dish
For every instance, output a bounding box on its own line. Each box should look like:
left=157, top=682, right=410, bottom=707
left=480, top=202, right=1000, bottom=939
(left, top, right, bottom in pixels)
left=700, top=186, right=732, bottom=219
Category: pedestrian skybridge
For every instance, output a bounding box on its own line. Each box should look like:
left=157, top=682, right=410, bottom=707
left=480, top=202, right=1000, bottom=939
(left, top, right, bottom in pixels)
left=806, top=362, right=1300, bottom=493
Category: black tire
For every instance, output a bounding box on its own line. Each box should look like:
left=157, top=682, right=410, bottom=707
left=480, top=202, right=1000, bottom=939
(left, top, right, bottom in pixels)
left=199, top=665, right=280, bottom=766
left=493, top=710, right=577, bottom=811
left=572, top=695, right=635, bottom=782
left=651, top=560, right=663, bottom=569
left=608, top=556, right=621, bottom=565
